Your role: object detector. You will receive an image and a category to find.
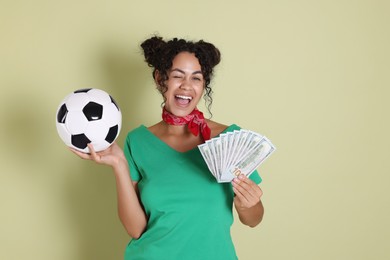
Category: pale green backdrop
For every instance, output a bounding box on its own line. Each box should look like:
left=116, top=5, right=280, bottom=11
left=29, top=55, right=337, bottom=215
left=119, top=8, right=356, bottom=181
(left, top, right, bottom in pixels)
left=1, top=0, right=389, bottom=259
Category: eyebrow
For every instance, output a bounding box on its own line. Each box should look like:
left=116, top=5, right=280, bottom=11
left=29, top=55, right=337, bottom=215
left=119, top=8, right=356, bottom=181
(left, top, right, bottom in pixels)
left=170, top=68, right=203, bottom=75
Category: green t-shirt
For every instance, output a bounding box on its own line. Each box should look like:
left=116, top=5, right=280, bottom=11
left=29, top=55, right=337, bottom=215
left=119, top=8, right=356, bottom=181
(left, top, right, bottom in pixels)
left=123, top=124, right=262, bottom=260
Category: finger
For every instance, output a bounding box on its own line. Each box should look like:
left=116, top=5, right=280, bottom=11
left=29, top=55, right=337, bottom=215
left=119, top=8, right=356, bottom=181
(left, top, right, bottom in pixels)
left=69, top=147, right=92, bottom=160
left=237, top=175, right=263, bottom=199
left=87, top=143, right=101, bottom=163
left=233, top=176, right=259, bottom=201
left=232, top=183, right=250, bottom=205
left=232, top=178, right=254, bottom=203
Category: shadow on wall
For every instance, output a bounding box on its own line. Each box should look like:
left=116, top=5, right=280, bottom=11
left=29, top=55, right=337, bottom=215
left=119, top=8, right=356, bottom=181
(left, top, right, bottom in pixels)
left=1, top=43, right=153, bottom=259
left=63, top=47, right=152, bottom=259
left=1, top=86, right=58, bottom=171
left=99, top=45, right=156, bottom=130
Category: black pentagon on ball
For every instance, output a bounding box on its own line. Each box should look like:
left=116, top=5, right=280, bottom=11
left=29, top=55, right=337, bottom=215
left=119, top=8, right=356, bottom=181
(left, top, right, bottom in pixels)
left=83, top=102, right=103, bottom=121
left=71, top=134, right=91, bottom=149
left=57, top=103, right=68, bottom=123
left=74, top=88, right=92, bottom=93
left=105, top=125, right=118, bottom=143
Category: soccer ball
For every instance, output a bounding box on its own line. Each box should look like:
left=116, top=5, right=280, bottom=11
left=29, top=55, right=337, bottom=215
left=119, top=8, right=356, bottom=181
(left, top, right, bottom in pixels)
left=56, top=88, right=122, bottom=153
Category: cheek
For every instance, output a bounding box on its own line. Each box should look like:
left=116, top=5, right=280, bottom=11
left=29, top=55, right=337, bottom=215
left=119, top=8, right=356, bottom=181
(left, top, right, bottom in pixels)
left=197, top=85, right=205, bottom=95
left=166, top=79, right=181, bottom=90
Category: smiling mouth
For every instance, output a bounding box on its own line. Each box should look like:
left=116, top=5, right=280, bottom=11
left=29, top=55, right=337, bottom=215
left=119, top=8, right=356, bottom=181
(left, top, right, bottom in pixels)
left=175, top=95, right=192, bottom=105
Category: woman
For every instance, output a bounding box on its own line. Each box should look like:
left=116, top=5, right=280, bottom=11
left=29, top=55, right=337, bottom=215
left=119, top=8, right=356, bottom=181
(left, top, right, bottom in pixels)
left=73, top=36, right=264, bottom=260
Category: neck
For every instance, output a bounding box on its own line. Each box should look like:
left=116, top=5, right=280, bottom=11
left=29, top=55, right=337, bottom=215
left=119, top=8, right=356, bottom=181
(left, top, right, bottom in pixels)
left=161, top=121, right=191, bottom=135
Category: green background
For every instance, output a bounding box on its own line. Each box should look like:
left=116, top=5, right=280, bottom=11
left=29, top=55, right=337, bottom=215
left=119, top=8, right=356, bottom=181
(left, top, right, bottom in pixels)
left=1, top=0, right=389, bottom=259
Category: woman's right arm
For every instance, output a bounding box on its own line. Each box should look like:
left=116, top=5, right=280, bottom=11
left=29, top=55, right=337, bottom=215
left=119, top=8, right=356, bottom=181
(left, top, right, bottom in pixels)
left=71, top=143, right=147, bottom=239
left=112, top=158, right=147, bottom=238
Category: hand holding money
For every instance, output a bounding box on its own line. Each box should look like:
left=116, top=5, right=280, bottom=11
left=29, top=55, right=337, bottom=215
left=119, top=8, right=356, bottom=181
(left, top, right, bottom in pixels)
left=232, top=174, right=263, bottom=209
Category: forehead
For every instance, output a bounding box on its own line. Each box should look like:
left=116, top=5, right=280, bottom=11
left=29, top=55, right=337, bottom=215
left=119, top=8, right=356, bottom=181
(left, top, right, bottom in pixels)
left=171, top=52, right=201, bottom=70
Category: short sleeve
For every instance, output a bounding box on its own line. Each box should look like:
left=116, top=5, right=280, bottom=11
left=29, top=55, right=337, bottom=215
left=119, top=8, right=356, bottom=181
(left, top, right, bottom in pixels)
left=123, top=134, right=141, bottom=182
left=249, top=169, right=262, bottom=184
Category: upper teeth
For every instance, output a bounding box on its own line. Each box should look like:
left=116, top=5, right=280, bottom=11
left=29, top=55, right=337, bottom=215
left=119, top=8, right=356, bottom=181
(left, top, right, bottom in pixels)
left=176, top=95, right=192, bottom=100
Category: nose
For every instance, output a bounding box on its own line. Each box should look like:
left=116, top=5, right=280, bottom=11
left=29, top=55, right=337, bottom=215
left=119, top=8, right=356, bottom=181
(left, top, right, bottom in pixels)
left=179, top=77, right=191, bottom=90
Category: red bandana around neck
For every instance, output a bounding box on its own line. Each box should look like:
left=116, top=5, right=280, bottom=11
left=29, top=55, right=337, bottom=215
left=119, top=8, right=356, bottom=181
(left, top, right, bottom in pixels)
left=162, top=107, right=211, bottom=141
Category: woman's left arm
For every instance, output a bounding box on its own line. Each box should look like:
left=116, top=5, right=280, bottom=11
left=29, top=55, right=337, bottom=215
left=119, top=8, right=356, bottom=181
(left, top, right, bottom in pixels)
left=232, top=174, right=264, bottom=227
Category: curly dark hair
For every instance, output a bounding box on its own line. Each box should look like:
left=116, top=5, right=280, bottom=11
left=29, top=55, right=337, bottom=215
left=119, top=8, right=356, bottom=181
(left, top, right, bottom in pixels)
left=140, top=35, right=221, bottom=116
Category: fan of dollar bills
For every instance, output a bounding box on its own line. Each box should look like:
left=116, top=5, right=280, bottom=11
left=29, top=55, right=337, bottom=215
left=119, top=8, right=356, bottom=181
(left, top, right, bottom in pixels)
left=198, top=129, right=276, bottom=183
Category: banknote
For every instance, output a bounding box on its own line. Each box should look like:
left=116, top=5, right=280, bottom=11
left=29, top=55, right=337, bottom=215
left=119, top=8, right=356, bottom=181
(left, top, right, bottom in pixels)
left=198, top=129, right=276, bottom=183
left=223, top=137, right=275, bottom=181
left=198, top=142, right=216, bottom=177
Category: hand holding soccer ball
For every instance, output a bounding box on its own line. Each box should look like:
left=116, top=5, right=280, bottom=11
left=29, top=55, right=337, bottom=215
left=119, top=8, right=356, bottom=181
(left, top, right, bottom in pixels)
left=56, top=88, right=122, bottom=153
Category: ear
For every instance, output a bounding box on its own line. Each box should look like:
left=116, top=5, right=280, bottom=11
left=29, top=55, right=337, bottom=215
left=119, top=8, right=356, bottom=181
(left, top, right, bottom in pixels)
left=154, top=70, right=164, bottom=92
left=153, top=70, right=161, bottom=84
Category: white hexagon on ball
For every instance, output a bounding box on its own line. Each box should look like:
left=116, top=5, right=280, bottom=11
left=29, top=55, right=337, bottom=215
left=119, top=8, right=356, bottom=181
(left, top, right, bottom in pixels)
left=56, top=88, right=122, bottom=153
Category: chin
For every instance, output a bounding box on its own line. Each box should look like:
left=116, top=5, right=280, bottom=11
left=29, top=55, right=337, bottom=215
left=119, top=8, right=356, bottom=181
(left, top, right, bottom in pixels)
left=168, top=105, right=195, bottom=117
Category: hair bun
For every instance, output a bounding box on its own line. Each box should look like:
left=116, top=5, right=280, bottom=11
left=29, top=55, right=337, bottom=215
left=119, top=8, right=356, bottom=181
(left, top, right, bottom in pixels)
left=197, top=41, right=221, bottom=68
left=141, top=36, right=166, bottom=68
